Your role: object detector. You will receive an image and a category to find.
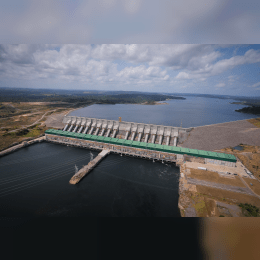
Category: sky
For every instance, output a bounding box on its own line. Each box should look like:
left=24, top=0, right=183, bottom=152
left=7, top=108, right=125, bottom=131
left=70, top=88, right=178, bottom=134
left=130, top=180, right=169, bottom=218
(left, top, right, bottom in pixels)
left=0, top=1, right=260, bottom=96
left=1, top=44, right=260, bottom=96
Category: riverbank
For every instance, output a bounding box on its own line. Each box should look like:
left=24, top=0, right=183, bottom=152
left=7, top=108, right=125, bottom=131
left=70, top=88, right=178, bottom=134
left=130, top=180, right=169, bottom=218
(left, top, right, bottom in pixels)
left=138, top=101, right=169, bottom=105
left=0, top=136, right=46, bottom=157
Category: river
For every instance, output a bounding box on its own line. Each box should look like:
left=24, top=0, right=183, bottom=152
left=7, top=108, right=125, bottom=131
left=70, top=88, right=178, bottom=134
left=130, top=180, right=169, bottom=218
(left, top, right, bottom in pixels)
left=0, top=142, right=180, bottom=217
left=69, top=96, right=259, bottom=127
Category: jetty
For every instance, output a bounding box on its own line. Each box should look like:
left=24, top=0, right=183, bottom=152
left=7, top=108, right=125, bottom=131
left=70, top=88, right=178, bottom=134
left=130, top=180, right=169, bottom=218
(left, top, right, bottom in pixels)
left=69, top=149, right=110, bottom=184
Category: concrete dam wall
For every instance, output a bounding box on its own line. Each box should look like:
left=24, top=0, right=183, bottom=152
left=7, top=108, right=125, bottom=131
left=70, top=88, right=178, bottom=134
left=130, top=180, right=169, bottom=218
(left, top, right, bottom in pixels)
left=62, top=115, right=193, bottom=146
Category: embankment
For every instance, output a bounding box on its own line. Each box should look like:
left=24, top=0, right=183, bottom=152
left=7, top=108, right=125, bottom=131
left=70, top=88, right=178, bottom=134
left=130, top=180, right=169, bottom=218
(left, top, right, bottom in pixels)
left=0, top=136, right=46, bottom=157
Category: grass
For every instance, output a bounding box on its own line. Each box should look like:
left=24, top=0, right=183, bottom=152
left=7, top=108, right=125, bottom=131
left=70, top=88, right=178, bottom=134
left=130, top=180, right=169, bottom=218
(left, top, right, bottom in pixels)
left=219, top=144, right=260, bottom=181
left=238, top=203, right=260, bottom=217
left=247, top=117, right=260, bottom=128
left=23, top=128, right=42, bottom=138
left=194, top=200, right=206, bottom=215
left=185, top=192, right=220, bottom=217
left=196, top=185, right=260, bottom=208
left=189, top=168, right=246, bottom=187
left=242, top=178, right=260, bottom=195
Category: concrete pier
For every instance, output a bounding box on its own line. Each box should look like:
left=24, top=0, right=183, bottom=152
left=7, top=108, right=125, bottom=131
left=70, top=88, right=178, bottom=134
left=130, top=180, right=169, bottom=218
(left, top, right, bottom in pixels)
left=173, top=136, right=177, bottom=146
left=159, top=135, right=163, bottom=145
left=83, top=126, right=89, bottom=134
left=100, top=128, right=105, bottom=136
left=144, top=133, right=149, bottom=143
left=68, top=125, right=74, bottom=132
left=78, top=125, right=83, bottom=133
left=125, top=131, right=129, bottom=140
left=89, top=126, right=94, bottom=135
left=63, top=124, right=69, bottom=131
left=73, top=125, right=79, bottom=132
left=69, top=149, right=110, bottom=184
left=111, top=129, right=117, bottom=138
left=94, top=127, right=100, bottom=136
left=166, top=136, right=170, bottom=146
left=106, top=129, right=111, bottom=137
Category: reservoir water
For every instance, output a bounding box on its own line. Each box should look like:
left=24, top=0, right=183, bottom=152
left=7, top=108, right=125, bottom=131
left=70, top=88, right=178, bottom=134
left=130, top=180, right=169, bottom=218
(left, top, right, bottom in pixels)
left=1, top=96, right=259, bottom=218
left=69, top=96, right=259, bottom=127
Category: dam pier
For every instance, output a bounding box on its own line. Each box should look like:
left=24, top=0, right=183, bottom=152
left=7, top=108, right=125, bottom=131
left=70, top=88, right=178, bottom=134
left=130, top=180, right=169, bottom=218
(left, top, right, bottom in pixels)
left=69, top=149, right=110, bottom=184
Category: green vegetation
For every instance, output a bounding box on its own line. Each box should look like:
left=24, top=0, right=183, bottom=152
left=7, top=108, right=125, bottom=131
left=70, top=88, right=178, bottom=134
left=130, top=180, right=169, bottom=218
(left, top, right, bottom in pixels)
left=219, top=215, right=225, bottom=217
left=235, top=106, right=260, bottom=115
left=238, top=203, right=260, bottom=217
left=0, top=87, right=184, bottom=105
left=194, top=201, right=206, bottom=213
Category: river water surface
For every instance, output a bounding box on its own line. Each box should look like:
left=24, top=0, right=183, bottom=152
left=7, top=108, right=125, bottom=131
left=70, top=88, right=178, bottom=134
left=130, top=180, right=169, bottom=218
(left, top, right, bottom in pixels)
left=0, top=142, right=180, bottom=217
left=69, top=96, right=258, bottom=127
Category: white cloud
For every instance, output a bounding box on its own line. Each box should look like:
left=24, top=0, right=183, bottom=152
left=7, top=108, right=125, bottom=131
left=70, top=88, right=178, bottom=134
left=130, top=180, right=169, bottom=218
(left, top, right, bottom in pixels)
left=248, top=82, right=260, bottom=88
left=215, top=83, right=226, bottom=88
left=228, top=75, right=235, bottom=82
left=116, top=65, right=168, bottom=80
left=1, top=44, right=260, bottom=96
left=176, top=49, right=260, bottom=80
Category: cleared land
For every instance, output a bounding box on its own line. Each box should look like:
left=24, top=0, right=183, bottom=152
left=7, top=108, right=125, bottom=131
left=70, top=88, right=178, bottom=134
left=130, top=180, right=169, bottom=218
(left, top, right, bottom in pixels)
left=0, top=102, right=73, bottom=151
left=242, top=178, right=260, bottom=196
left=188, top=168, right=245, bottom=187
left=218, top=144, right=260, bottom=181
left=179, top=154, right=260, bottom=217
left=179, top=118, right=260, bottom=151
left=196, top=185, right=260, bottom=208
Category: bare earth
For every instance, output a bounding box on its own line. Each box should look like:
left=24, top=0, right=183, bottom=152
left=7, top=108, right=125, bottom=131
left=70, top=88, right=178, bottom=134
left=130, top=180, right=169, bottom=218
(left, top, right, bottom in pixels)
left=179, top=119, right=260, bottom=151
left=44, top=111, right=68, bottom=129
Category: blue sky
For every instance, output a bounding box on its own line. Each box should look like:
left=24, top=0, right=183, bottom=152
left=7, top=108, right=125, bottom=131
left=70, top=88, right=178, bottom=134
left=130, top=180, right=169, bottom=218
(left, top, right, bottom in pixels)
left=0, top=44, right=260, bottom=96
left=0, top=1, right=260, bottom=96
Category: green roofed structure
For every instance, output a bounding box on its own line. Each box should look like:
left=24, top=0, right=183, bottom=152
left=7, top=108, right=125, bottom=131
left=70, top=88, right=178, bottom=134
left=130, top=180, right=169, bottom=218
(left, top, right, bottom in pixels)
left=45, top=129, right=237, bottom=163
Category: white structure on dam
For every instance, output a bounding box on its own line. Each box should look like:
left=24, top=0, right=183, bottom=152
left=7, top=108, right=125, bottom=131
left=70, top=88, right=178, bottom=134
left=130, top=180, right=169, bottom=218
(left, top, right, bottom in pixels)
left=62, top=116, right=193, bottom=146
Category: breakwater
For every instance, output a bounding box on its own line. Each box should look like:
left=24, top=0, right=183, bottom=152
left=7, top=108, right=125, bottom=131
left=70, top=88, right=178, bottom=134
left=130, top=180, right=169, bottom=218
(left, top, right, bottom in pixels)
left=0, top=136, right=46, bottom=157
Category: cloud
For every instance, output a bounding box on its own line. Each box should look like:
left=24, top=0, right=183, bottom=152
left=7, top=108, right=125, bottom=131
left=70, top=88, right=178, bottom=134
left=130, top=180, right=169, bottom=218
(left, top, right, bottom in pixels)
left=1, top=1, right=260, bottom=43
left=176, top=49, right=260, bottom=80
left=116, top=65, right=168, bottom=80
left=0, top=44, right=260, bottom=96
left=0, top=44, right=172, bottom=87
left=248, top=82, right=260, bottom=88
left=215, top=83, right=226, bottom=88
left=228, top=75, right=235, bottom=82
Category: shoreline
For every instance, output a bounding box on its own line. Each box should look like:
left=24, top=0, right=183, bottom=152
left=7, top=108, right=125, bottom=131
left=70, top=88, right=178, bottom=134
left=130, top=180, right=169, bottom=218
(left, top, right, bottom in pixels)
left=191, top=117, right=260, bottom=129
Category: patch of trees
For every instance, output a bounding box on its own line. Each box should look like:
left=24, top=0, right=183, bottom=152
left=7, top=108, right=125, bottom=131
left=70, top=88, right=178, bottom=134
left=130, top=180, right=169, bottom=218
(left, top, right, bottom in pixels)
left=235, top=106, right=260, bottom=115
left=239, top=203, right=260, bottom=217
left=0, top=88, right=185, bottom=105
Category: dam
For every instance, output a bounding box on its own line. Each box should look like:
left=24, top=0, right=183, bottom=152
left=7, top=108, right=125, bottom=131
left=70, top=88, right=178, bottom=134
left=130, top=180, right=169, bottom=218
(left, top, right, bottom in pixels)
left=45, top=115, right=237, bottom=184
left=62, top=115, right=185, bottom=146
